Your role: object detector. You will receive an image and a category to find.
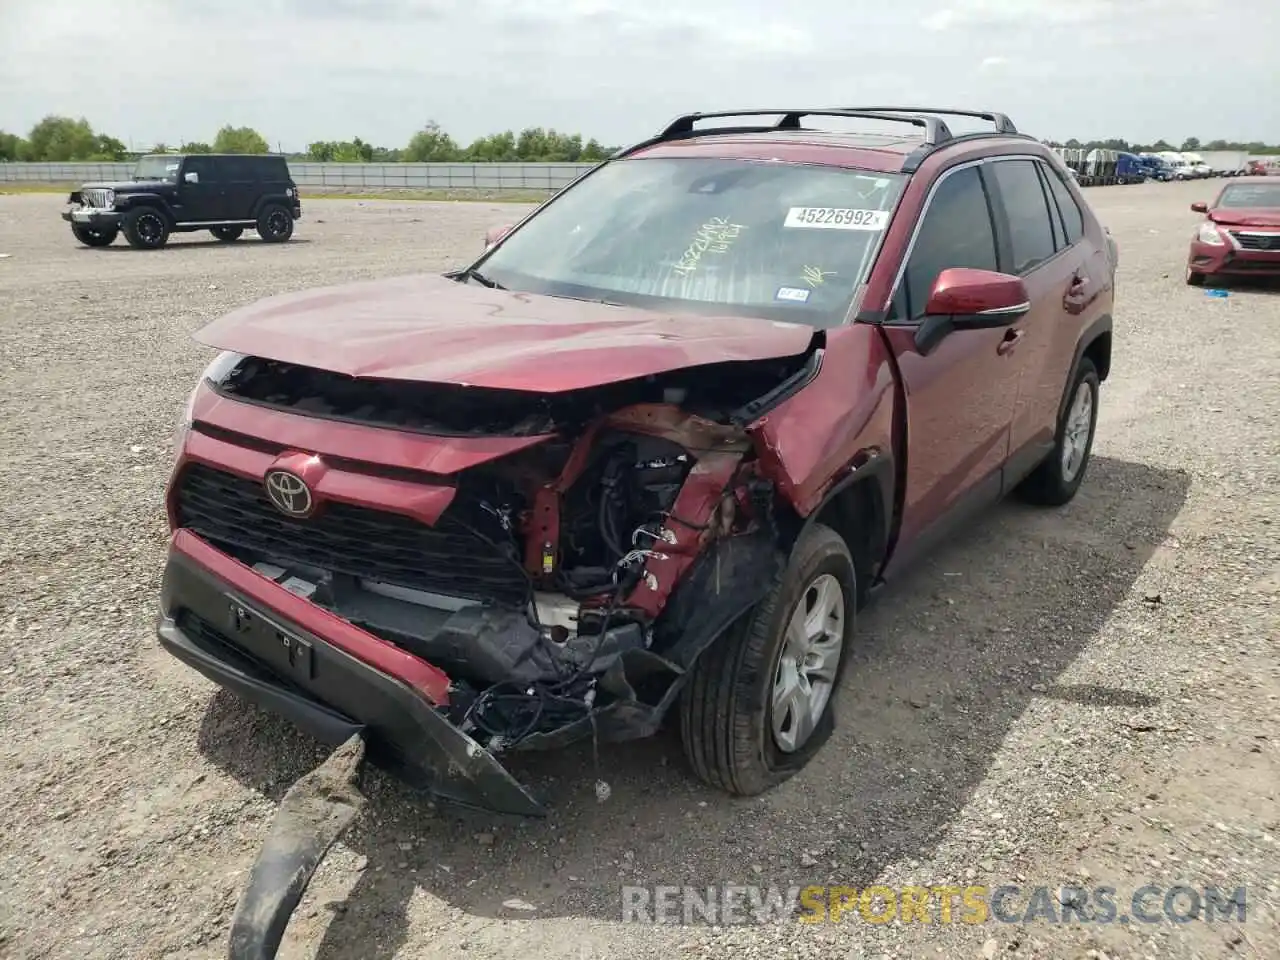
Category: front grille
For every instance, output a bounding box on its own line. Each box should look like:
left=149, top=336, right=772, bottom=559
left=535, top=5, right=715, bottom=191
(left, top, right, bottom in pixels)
left=81, top=188, right=112, bottom=209
left=1231, top=231, right=1280, bottom=252
left=175, top=464, right=528, bottom=605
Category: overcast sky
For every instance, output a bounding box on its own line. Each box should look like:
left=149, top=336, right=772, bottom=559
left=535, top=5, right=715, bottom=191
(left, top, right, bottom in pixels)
left=2, top=0, right=1277, bottom=152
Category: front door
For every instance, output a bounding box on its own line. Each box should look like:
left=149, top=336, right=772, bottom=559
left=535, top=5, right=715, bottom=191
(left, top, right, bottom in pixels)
left=178, top=156, right=224, bottom=222
left=879, top=163, right=1023, bottom=572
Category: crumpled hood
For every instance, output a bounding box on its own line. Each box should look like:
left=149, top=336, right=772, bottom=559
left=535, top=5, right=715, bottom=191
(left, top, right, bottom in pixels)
left=194, top=273, right=817, bottom=392
left=1209, top=208, right=1280, bottom=228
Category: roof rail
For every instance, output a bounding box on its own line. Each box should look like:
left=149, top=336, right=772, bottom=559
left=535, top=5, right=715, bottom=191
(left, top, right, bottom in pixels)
left=653, top=109, right=954, bottom=146
left=843, top=107, right=1018, bottom=135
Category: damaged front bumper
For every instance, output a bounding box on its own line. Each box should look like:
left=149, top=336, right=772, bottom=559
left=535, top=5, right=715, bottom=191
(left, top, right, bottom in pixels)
left=158, top=530, right=550, bottom=817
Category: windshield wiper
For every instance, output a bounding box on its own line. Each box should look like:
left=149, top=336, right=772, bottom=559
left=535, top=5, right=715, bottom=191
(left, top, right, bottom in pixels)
left=462, top=268, right=505, bottom=290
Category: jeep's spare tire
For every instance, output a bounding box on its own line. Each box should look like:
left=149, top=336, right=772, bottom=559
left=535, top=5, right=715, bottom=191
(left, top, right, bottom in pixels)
left=256, top=203, right=294, bottom=243
left=122, top=207, right=170, bottom=250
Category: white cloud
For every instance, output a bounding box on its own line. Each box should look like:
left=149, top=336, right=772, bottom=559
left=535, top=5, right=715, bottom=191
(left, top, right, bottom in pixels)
left=924, top=0, right=1121, bottom=30
left=0, top=0, right=1275, bottom=150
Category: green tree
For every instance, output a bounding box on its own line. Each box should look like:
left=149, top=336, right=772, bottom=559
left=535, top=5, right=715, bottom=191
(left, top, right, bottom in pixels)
left=0, top=130, right=27, bottom=161
left=581, top=138, right=611, bottom=162
left=92, top=134, right=128, bottom=160
left=212, top=125, right=270, bottom=154
left=26, top=115, right=99, bottom=161
left=307, top=140, right=337, bottom=161
left=1180, top=136, right=1201, bottom=151
left=403, top=121, right=460, bottom=162
left=464, top=131, right=518, bottom=162
left=180, top=141, right=213, bottom=154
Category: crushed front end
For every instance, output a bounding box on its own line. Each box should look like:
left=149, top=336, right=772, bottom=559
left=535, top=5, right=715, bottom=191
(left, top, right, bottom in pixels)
left=158, top=349, right=812, bottom=815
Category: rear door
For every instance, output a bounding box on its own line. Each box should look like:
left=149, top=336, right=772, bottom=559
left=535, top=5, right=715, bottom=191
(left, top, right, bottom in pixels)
left=223, top=156, right=259, bottom=221
left=878, top=162, right=1022, bottom=563
left=984, top=157, right=1096, bottom=480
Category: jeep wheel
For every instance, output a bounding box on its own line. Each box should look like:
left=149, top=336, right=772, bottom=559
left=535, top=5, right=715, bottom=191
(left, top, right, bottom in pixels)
left=256, top=204, right=294, bottom=243
left=210, top=226, right=244, bottom=242
left=679, top=523, right=855, bottom=796
left=122, top=208, right=170, bottom=250
left=71, top=223, right=118, bottom=247
left=1016, top=357, right=1100, bottom=507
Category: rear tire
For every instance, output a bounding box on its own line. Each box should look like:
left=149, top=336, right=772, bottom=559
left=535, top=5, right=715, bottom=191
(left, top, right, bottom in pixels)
left=210, top=226, right=243, bottom=242
left=1016, top=357, right=1100, bottom=507
left=679, top=523, right=856, bottom=797
left=71, top=223, right=117, bottom=247
left=256, top=203, right=294, bottom=243
left=122, top=207, right=170, bottom=250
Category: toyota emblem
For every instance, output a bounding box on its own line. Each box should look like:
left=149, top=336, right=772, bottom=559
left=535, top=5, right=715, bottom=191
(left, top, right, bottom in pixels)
left=264, top=469, right=314, bottom=517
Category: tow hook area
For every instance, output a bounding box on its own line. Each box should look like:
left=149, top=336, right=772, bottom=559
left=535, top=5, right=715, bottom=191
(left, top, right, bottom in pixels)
left=227, top=733, right=368, bottom=960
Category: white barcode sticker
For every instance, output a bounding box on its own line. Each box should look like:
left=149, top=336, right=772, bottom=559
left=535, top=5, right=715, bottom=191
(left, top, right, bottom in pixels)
left=775, top=286, right=811, bottom=302
left=784, top=207, right=889, bottom=230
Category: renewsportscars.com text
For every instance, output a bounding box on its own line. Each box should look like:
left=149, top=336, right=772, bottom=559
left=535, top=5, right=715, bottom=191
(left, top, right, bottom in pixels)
left=621, top=884, right=1248, bottom=926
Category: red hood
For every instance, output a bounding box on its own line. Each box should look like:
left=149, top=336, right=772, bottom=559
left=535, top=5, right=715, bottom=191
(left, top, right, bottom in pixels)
left=1209, top=208, right=1280, bottom=227
left=194, top=273, right=816, bottom=392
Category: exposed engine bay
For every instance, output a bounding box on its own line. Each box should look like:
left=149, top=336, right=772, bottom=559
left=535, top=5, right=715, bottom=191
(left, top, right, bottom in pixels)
left=181, top=347, right=818, bottom=753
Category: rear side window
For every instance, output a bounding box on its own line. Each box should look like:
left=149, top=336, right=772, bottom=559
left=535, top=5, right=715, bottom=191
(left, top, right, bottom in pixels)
left=1042, top=163, right=1085, bottom=245
left=989, top=159, right=1056, bottom=273
left=895, top=166, right=999, bottom=321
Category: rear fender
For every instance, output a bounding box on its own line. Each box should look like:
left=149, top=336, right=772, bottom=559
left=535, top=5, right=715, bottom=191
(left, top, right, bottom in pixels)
left=252, top=193, right=296, bottom=218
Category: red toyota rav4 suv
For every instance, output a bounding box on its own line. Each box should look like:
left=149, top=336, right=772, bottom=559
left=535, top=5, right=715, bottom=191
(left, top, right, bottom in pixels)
left=160, top=108, right=1116, bottom=821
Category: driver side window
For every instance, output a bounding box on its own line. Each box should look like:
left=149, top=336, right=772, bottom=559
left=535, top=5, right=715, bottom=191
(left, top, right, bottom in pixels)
left=183, top=157, right=214, bottom=182
left=891, top=165, right=999, bottom=322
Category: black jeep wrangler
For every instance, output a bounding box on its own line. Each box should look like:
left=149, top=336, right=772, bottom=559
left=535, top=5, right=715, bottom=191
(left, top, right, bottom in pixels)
left=61, top=153, right=301, bottom=250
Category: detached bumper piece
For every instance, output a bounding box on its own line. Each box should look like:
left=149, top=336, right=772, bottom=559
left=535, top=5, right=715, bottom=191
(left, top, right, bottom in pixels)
left=157, top=534, right=546, bottom=818
left=227, top=733, right=367, bottom=960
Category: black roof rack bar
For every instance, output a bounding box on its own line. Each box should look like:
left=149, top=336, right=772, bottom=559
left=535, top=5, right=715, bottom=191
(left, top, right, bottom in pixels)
left=655, top=109, right=952, bottom=146
left=843, top=107, right=1018, bottom=135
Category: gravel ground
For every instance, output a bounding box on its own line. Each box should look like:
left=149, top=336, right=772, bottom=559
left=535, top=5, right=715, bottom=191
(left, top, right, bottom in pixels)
left=0, top=182, right=1276, bottom=960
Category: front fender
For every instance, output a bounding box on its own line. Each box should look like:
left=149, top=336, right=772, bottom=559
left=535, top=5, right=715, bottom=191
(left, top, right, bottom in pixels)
left=115, top=193, right=172, bottom=217
left=747, top=323, right=897, bottom=516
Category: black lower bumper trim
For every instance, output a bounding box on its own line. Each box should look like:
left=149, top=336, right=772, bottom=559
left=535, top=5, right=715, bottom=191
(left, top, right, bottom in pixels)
left=158, top=549, right=546, bottom=817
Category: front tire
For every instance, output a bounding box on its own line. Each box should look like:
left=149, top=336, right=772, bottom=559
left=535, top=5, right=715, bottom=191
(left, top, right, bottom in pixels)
left=256, top=203, right=294, bottom=243
left=210, top=226, right=243, bottom=242
left=122, top=207, right=170, bottom=250
left=1016, top=357, right=1100, bottom=507
left=71, top=223, right=117, bottom=247
left=679, top=523, right=856, bottom=797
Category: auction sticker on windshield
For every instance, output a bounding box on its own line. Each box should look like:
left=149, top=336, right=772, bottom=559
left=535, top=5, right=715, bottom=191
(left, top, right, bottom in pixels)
left=784, top=207, right=889, bottom=230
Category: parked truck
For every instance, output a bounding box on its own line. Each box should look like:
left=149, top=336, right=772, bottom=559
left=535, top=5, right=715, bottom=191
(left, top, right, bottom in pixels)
left=1115, top=152, right=1144, bottom=184
left=1139, top=154, right=1175, bottom=181
left=1199, top=151, right=1249, bottom=177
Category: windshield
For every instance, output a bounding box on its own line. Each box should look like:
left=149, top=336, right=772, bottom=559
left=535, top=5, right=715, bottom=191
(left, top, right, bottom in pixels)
left=1217, top=184, right=1280, bottom=209
left=131, top=156, right=182, bottom=181
left=475, top=158, right=907, bottom=328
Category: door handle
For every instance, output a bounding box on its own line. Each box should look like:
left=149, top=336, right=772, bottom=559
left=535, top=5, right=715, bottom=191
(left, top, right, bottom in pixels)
left=1063, top=273, right=1090, bottom=314
left=996, top=328, right=1024, bottom=355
